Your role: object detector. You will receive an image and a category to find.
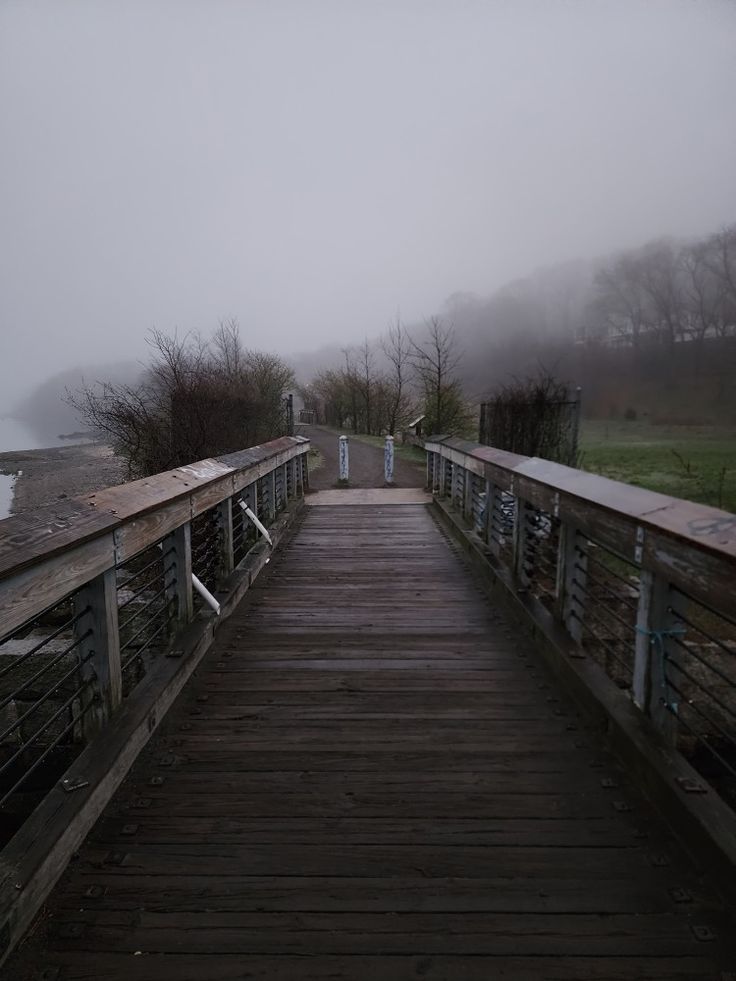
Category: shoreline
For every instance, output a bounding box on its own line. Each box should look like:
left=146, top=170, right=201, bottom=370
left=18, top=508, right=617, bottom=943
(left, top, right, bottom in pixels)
left=0, top=442, right=127, bottom=517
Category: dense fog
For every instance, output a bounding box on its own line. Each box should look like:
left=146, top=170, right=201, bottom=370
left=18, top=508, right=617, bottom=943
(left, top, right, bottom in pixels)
left=1, top=0, right=735, bottom=426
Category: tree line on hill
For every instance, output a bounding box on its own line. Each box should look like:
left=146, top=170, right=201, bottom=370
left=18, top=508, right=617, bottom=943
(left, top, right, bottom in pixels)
left=411, top=223, right=736, bottom=424
left=296, top=222, right=736, bottom=433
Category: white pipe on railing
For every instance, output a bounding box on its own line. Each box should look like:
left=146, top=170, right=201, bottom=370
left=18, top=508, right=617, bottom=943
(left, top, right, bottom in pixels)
left=238, top=499, right=273, bottom=546
left=158, top=541, right=222, bottom=615
left=192, top=572, right=221, bottom=615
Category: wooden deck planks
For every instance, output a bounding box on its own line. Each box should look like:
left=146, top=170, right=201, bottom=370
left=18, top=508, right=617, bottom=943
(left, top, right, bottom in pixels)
left=9, top=503, right=736, bottom=979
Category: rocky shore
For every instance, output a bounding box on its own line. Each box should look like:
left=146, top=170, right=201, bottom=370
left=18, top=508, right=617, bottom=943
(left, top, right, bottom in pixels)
left=0, top=442, right=127, bottom=516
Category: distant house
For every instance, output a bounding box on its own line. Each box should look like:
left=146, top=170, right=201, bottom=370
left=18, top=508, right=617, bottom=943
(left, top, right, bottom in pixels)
left=402, top=413, right=426, bottom=445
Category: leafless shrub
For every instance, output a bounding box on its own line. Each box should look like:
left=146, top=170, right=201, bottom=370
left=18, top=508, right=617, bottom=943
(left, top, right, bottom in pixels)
left=480, top=372, right=581, bottom=464
left=67, top=320, right=294, bottom=478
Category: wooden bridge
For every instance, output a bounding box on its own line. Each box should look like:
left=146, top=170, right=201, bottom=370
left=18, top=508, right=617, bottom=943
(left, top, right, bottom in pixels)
left=1, top=434, right=736, bottom=979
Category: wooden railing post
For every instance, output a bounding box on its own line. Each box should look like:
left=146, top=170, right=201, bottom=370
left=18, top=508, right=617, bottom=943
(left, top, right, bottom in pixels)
left=487, top=482, right=503, bottom=556
left=288, top=458, right=296, bottom=499
left=556, top=522, right=587, bottom=643
left=217, top=499, right=234, bottom=582
left=270, top=470, right=277, bottom=520
left=164, top=522, right=194, bottom=625
left=477, top=478, right=490, bottom=542
left=463, top=469, right=473, bottom=523
left=454, top=464, right=465, bottom=511
left=634, top=569, right=678, bottom=743
left=72, top=568, right=122, bottom=737
left=302, top=451, right=310, bottom=493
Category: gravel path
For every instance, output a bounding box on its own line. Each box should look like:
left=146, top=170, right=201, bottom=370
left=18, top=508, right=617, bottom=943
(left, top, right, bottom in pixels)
left=299, top=425, right=425, bottom=490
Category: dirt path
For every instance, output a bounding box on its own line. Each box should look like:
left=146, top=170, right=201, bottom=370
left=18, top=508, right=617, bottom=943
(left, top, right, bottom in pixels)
left=299, top=425, right=425, bottom=490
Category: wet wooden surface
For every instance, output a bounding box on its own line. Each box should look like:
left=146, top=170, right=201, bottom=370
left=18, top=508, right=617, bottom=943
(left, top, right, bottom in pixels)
left=10, top=504, right=736, bottom=979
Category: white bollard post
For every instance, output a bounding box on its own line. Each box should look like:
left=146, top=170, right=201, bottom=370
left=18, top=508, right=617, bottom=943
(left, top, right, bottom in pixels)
left=339, top=435, right=349, bottom=482
left=384, top=435, right=395, bottom=485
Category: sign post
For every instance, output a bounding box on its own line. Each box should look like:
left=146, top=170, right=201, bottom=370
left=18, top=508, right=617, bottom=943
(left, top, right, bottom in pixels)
left=339, top=435, right=349, bottom=483
left=384, top=435, right=395, bottom=485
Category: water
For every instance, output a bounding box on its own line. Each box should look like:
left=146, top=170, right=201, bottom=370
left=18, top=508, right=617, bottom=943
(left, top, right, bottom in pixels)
left=0, top=416, right=63, bottom=453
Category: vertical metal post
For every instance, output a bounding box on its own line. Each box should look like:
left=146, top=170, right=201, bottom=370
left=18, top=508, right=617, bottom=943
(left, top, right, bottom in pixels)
left=384, top=435, right=395, bottom=485
left=339, top=435, right=349, bottom=482
left=73, top=568, right=122, bottom=737
left=270, top=469, right=277, bottom=520
left=634, top=569, right=677, bottom=742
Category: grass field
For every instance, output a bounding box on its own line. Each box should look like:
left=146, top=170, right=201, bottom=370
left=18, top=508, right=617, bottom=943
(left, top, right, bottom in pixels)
left=579, top=420, right=736, bottom=514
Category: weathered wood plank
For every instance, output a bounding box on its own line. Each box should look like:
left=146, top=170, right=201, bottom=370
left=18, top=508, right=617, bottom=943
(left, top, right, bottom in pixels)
left=18, top=953, right=719, bottom=981
left=5, top=502, right=733, bottom=980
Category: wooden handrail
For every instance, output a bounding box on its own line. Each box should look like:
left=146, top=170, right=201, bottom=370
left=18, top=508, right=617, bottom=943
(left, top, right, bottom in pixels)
left=0, top=435, right=310, bottom=968
left=426, top=436, right=736, bottom=612
left=428, top=435, right=736, bottom=901
left=0, top=436, right=310, bottom=640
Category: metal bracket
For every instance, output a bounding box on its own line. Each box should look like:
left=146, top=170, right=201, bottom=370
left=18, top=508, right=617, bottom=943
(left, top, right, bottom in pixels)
left=634, top=525, right=645, bottom=564
left=675, top=775, right=707, bottom=794
left=61, top=776, right=89, bottom=793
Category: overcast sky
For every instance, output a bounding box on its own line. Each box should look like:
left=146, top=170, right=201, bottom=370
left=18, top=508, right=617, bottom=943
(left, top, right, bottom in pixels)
left=1, top=0, right=735, bottom=408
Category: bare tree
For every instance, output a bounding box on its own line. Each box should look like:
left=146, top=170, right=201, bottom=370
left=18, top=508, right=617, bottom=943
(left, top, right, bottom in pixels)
left=705, top=225, right=736, bottom=333
left=409, top=317, right=467, bottom=434
left=356, top=339, right=376, bottom=435
left=679, top=241, right=724, bottom=348
left=381, top=316, right=413, bottom=434
left=341, top=347, right=361, bottom=433
left=640, top=241, right=686, bottom=351
left=592, top=254, right=649, bottom=347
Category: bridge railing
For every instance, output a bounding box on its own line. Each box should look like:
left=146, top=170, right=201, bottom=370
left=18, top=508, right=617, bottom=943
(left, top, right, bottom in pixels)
left=0, top=435, right=310, bottom=962
left=426, top=436, right=736, bottom=809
